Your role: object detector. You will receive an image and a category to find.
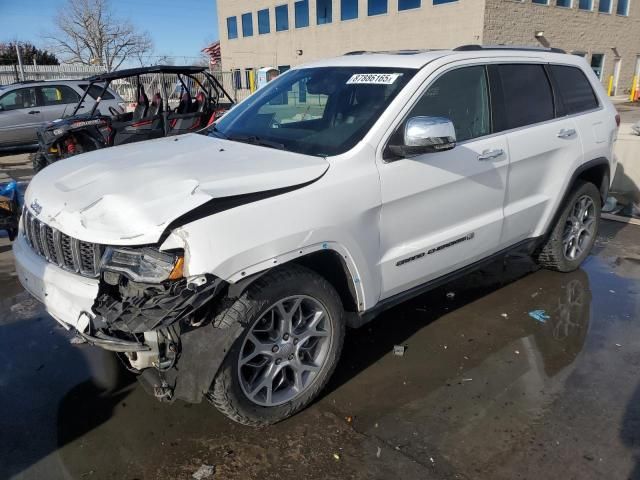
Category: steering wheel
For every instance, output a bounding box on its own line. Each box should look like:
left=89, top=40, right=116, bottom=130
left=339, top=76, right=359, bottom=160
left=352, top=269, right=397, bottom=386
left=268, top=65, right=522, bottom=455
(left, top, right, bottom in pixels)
left=108, top=106, right=119, bottom=116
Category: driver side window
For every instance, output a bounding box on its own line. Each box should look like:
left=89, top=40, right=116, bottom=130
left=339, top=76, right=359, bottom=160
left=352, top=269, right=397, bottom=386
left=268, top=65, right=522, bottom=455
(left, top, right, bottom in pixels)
left=0, top=87, right=37, bottom=111
left=408, top=66, right=490, bottom=142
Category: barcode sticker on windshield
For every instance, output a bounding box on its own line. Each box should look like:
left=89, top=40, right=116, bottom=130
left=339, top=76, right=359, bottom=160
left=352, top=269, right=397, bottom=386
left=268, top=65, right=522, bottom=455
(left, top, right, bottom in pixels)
left=346, top=73, right=402, bottom=85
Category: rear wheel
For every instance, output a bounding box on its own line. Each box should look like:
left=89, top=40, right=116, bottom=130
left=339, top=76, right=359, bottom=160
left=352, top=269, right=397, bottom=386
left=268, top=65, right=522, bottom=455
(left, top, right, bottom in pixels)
left=208, top=265, right=345, bottom=426
left=29, top=151, right=48, bottom=173
left=535, top=180, right=601, bottom=272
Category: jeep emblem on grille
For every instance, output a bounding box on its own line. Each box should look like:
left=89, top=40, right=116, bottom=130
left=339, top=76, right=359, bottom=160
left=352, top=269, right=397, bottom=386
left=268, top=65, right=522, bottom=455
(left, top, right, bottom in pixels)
left=30, top=200, right=43, bottom=216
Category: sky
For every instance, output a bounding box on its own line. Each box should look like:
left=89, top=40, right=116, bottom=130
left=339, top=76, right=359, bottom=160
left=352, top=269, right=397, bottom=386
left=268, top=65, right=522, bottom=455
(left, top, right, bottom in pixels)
left=0, top=0, right=220, bottom=63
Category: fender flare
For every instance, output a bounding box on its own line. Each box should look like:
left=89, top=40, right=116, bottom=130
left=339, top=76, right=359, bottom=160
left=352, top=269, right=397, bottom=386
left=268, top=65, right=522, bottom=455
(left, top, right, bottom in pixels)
left=225, top=241, right=367, bottom=312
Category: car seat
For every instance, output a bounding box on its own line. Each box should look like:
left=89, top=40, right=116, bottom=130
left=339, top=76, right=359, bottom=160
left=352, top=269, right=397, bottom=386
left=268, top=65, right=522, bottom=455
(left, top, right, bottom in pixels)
left=150, top=93, right=163, bottom=116
left=193, top=92, right=207, bottom=112
left=132, top=86, right=149, bottom=121
left=176, top=92, right=192, bottom=114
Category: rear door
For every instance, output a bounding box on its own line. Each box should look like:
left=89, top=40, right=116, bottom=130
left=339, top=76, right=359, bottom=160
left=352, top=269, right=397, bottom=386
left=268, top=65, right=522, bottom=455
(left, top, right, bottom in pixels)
left=546, top=64, right=612, bottom=173
left=0, top=87, right=41, bottom=146
left=491, top=63, right=583, bottom=245
left=37, top=85, right=81, bottom=122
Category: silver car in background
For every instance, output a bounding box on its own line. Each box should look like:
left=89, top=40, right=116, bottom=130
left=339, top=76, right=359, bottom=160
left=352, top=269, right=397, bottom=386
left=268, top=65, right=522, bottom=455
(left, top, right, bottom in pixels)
left=0, top=80, right=125, bottom=148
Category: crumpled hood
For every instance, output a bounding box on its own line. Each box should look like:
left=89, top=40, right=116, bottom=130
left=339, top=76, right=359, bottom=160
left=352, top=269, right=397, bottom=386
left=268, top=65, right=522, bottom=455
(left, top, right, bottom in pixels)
left=25, top=134, right=328, bottom=245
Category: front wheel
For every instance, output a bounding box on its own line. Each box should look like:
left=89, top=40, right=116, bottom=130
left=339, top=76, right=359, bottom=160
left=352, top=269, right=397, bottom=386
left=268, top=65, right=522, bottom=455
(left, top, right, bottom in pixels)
left=29, top=151, right=48, bottom=173
left=208, top=265, right=345, bottom=426
left=535, top=180, right=601, bottom=272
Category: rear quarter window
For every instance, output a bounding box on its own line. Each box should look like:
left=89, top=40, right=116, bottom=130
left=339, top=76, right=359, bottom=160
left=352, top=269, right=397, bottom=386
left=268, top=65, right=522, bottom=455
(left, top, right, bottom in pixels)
left=549, top=65, right=599, bottom=115
left=78, top=84, right=116, bottom=100
left=493, top=64, right=555, bottom=131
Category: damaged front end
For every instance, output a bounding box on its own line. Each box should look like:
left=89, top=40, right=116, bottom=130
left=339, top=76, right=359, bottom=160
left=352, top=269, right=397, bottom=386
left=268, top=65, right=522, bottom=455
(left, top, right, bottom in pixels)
left=78, top=247, right=242, bottom=403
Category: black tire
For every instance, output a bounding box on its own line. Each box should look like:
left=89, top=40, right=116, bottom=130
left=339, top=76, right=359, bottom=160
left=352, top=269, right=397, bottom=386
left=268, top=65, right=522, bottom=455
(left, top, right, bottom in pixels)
left=29, top=151, right=48, bottom=173
left=535, top=180, right=601, bottom=272
left=208, top=264, right=345, bottom=426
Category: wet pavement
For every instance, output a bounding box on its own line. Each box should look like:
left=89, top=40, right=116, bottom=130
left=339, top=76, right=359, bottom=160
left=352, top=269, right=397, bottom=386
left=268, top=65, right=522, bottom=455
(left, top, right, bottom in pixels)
left=1, top=156, right=640, bottom=479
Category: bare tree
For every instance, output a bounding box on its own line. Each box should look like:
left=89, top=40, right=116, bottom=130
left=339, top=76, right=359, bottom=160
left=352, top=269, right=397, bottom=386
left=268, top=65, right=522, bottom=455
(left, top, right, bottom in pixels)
left=45, top=0, right=153, bottom=71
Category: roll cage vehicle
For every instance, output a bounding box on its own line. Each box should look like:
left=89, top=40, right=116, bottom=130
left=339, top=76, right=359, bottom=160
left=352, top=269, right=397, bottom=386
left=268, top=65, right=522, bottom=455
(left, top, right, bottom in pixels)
left=31, top=65, right=234, bottom=172
left=14, top=46, right=618, bottom=426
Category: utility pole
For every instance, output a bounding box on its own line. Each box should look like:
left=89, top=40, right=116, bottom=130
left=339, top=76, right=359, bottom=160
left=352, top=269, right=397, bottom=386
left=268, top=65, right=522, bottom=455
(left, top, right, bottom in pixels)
left=15, top=43, right=25, bottom=81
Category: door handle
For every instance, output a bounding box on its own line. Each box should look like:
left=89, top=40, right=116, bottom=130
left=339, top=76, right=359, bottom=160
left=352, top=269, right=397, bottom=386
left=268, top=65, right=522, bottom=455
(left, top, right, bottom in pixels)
left=28, top=110, right=40, bottom=115
left=557, top=128, right=576, bottom=138
left=478, top=148, right=504, bottom=161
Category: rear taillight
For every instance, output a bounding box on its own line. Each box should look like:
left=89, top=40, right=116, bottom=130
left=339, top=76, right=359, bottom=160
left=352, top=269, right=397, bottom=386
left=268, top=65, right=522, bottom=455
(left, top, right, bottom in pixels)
left=615, top=113, right=621, bottom=128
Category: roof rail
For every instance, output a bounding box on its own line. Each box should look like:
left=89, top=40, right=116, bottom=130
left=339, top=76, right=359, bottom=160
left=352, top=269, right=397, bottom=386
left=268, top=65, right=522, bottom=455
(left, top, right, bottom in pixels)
left=9, top=79, right=38, bottom=85
left=344, top=49, right=437, bottom=56
left=454, top=44, right=566, bottom=54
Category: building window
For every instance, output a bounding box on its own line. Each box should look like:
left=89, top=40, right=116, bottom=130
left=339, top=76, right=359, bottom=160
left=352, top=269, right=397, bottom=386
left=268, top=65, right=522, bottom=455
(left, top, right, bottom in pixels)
left=598, top=0, right=612, bottom=12
left=227, top=17, right=238, bottom=39
left=258, top=9, right=270, bottom=34
left=317, top=0, right=333, bottom=24
left=591, top=53, right=605, bottom=79
left=433, top=0, right=457, bottom=4
left=368, top=0, right=388, bottom=15
left=616, top=0, right=630, bottom=15
left=241, top=13, right=253, bottom=37
left=275, top=4, right=289, bottom=31
left=278, top=65, right=291, bottom=73
left=532, top=0, right=549, bottom=4
left=556, top=0, right=571, bottom=7
left=578, top=0, right=593, bottom=9
left=295, top=0, right=310, bottom=27
left=233, top=69, right=242, bottom=90
left=399, top=0, right=421, bottom=9
left=341, top=0, right=359, bottom=20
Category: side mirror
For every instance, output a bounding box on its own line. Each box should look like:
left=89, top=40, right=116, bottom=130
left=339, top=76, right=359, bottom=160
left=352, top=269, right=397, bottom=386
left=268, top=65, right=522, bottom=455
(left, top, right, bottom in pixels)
left=389, top=116, right=456, bottom=158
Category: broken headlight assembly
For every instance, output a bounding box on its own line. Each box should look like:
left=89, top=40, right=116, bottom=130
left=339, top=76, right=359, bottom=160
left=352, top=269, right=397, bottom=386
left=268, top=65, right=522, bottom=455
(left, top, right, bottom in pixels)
left=101, top=247, right=184, bottom=283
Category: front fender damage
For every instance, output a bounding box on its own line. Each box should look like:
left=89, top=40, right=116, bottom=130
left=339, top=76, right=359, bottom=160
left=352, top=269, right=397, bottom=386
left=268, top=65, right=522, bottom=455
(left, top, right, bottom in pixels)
left=82, top=272, right=243, bottom=403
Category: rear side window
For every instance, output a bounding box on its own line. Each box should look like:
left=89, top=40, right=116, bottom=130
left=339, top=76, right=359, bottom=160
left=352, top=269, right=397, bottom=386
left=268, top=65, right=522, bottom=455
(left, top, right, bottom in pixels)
left=39, top=85, right=80, bottom=105
left=549, top=65, right=599, bottom=115
left=494, top=64, right=554, bottom=130
left=79, top=84, right=115, bottom=100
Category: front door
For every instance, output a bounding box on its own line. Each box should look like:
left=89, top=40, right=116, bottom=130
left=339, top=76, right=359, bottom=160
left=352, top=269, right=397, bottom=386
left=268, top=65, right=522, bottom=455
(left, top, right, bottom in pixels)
left=378, top=65, right=508, bottom=299
left=0, top=87, right=41, bottom=146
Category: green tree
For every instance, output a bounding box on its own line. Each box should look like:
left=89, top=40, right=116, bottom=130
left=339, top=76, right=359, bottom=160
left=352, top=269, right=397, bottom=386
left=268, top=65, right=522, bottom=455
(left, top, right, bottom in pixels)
left=0, top=42, right=60, bottom=65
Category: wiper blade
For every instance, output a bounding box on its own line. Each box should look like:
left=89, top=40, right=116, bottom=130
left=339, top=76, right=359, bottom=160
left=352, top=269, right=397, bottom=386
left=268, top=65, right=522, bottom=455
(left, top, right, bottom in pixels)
left=227, top=134, right=286, bottom=151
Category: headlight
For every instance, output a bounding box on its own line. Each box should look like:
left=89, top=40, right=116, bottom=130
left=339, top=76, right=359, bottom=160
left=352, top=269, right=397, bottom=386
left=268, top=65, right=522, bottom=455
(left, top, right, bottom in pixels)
left=101, top=247, right=184, bottom=283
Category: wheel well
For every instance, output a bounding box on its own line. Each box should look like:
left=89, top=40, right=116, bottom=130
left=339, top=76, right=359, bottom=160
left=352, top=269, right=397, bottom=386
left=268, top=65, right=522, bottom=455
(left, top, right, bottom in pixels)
left=293, top=250, right=359, bottom=313
left=576, top=162, right=610, bottom=201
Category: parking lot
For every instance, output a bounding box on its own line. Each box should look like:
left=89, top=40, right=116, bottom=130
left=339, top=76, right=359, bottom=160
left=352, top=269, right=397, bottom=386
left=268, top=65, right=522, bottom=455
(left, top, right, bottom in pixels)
left=1, top=151, right=640, bottom=479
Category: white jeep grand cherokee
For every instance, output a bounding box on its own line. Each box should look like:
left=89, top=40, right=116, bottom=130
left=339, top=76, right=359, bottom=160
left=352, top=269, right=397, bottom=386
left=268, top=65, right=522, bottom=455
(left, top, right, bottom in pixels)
left=14, top=46, right=618, bottom=425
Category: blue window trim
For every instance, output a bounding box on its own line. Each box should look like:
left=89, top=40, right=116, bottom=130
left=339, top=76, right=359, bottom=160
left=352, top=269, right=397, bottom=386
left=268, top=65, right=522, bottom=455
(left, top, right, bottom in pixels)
left=399, top=0, right=421, bottom=10
left=241, top=13, right=253, bottom=37
left=578, top=0, right=593, bottom=9
left=226, top=16, right=238, bottom=40
left=317, top=0, right=333, bottom=24
left=258, top=9, right=270, bottom=34
left=368, top=0, right=388, bottom=16
left=295, top=0, right=310, bottom=28
left=616, top=0, right=629, bottom=15
left=433, top=0, right=458, bottom=4
left=598, top=0, right=612, bottom=12
left=341, top=0, right=359, bottom=20
left=275, top=4, right=289, bottom=31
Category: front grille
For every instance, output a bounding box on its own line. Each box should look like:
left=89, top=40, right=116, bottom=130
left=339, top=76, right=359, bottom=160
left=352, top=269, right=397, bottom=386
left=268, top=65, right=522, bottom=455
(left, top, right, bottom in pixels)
left=23, top=208, right=104, bottom=278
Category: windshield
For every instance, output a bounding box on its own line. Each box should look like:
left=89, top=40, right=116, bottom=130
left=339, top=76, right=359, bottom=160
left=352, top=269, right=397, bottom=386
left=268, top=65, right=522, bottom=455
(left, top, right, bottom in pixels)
left=210, top=67, right=416, bottom=157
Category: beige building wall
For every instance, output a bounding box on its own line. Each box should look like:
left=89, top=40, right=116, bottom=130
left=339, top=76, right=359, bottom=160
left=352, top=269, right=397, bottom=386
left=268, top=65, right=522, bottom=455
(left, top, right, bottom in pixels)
left=217, top=0, right=486, bottom=71
left=484, top=0, right=640, bottom=94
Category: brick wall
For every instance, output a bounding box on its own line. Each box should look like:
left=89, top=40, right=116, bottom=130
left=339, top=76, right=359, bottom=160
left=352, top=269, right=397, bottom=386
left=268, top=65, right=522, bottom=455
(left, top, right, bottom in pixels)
left=484, top=0, right=640, bottom=95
